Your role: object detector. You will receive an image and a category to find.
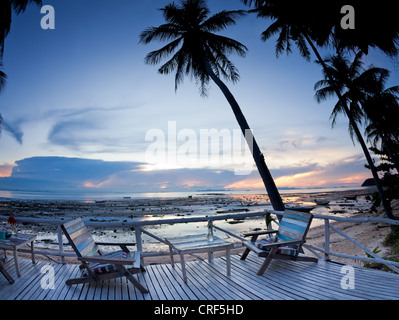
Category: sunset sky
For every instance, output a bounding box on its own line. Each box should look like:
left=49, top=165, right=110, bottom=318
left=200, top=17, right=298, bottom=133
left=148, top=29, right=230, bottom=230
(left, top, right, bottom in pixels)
left=0, top=0, right=397, bottom=195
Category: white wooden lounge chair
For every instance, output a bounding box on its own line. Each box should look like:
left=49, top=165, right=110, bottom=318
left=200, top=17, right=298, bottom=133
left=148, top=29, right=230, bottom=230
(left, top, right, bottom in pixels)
left=240, top=210, right=318, bottom=275
left=61, top=218, right=148, bottom=294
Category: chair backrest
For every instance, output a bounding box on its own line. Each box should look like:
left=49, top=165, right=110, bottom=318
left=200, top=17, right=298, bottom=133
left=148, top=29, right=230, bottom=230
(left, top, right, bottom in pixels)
left=61, top=218, right=99, bottom=257
left=277, top=210, right=313, bottom=242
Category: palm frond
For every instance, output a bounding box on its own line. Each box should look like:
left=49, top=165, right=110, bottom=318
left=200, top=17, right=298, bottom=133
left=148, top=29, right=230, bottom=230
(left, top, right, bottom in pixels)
left=140, top=0, right=246, bottom=95
left=201, top=10, right=247, bottom=32
left=11, top=0, right=42, bottom=14
left=0, top=63, right=7, bottom=91
left=139, top=24, right=182, bottom=44
left=144, top=37, right=183, bottom=65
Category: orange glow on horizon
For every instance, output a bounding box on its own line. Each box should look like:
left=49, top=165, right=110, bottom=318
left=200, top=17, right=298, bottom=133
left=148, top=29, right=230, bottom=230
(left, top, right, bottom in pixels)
left=225, top=171, right=370, bottom=190
left=0, top=164, right=15, bottom=178
left=337, top=175, right=370, bottom=185
left=274, top=171, right=320, bottom=188
left=83, top=180, right=110, bottom=189
left=225, top=178, right=264, bottom=190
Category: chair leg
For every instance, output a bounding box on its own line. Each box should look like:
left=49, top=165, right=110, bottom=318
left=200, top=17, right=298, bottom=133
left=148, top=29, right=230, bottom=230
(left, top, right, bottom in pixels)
left=120, top=266, right=148, bottom=294
left=257, top=247, right=278, bottom=275
left=0, top=264, right=14, bottom=284
left=240, top=248, right=251, bottom=260
left=241, top=235, right=259, bottom=260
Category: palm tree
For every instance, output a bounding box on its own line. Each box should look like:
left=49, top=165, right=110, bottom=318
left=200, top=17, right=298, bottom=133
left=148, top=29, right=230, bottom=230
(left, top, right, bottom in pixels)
left=140, top=0, right=285, bottom=211
left=1, top=0, right=42, bottom=58
left=314, top=52, right=399, bottom=174
left=363, top=78, right=399, bottom=173
left=242, top=0, right=398, bottom=219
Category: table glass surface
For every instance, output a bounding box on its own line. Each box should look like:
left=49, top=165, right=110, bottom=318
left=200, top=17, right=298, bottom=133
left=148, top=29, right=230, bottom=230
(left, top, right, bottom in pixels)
left=0, top=234, right=36, bottom=248
left=166, top=234, right=233, bottom=251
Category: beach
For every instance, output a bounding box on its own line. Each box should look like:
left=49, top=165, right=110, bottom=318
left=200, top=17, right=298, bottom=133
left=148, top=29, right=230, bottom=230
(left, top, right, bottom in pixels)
left=0, top=187, right=397, bottom=266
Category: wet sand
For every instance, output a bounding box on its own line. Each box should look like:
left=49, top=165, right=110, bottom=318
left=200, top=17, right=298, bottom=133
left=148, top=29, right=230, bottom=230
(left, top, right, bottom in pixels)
left=0, top=187, right=397, bottom=266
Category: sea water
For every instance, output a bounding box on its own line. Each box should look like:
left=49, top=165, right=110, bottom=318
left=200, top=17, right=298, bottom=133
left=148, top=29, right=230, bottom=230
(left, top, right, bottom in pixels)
left=0, top=186, right=367, bottom=201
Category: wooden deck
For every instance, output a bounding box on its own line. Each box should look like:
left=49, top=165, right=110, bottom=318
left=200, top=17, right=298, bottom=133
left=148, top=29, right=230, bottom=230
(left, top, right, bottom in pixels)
left=1, top=253, right=398, bottom=300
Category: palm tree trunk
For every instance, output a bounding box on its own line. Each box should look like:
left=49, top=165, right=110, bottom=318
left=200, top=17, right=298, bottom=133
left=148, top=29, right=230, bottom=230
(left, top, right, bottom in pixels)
left=204, top=60, right=285, bottom=212
left=303, top=32, right=395, bottom=220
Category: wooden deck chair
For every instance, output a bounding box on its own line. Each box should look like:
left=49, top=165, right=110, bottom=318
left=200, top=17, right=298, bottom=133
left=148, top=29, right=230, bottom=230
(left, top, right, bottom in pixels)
left=61, top=218, right=148, bottom=294
left=241, top=210, right=318, bottom=275
left=0, top=250, right=14, bottom=284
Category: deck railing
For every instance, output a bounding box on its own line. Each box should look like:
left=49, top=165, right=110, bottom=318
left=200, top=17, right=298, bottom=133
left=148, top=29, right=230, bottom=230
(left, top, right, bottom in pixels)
left=1, top=210, right=399, bottom=272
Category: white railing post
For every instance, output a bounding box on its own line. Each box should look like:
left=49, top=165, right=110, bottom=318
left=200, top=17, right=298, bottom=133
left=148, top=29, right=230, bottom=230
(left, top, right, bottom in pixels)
left=324, top=219, right=330, bottom=261
left=57, top=225, right=66, bottom=264
left=134, top=226, right=144, bottom=266
left=134, top=226, right=143, bottom=253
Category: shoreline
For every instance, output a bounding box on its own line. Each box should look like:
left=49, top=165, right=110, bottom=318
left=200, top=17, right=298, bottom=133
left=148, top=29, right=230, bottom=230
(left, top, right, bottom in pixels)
left=1, top=187, right=397, bottom=267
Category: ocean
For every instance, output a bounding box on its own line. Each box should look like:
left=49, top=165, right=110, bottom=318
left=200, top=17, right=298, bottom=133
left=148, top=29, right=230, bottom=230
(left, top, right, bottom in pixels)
left=0, top=186, right=368, bottom=201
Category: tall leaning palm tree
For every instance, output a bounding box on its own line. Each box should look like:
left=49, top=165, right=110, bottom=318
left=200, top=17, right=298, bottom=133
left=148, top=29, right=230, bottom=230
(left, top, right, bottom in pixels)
left=242, top=0, right=398, bottom=219
left=140, top=0, right=285, bottom=211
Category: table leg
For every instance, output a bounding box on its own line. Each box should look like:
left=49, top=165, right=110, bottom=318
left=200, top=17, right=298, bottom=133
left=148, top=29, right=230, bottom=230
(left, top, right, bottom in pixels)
left=226, top=248, right=231, bottom=276
left=208, top=251, right=214, bottom=262
left=180, top=253, right=187, bottom=284
left=169, top=246, right=175, bottom=268
left=13, top=249, right=21, bottom=277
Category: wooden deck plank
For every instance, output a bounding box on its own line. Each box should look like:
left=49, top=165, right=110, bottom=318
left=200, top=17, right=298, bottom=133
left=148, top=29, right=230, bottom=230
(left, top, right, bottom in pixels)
left=242, top=256, right=359, bottom=300
left=151, top=264, right=177, bottom=300
left=273, top=259, right=392, bottom=299
left=183, top=260, right=226, bottom=300
left=212, top=256, right=283, bottom=300
left=157, top=264, right=190, bottom=300
left=1, top=254, right=399, bottom=300
left=0, top=259, right=43, bottom=300
left=163, top=263, right=208, bottom=300
left=210, top=258, right=264, bottom=300
left=193, top=259, right=253, bottom=300
left=226, top=255, right=309, bottom=300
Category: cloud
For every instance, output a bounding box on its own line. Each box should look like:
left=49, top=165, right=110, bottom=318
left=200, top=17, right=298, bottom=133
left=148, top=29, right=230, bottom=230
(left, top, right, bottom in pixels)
left=46, top=105, right=148, bottom=154
left=47, top=120, right=100, bottom=150
left=227, top=155, right=371, bottom=189
left=3, top=121, right=24, bottom=144
left=0, top=156, right=240, bottom=193
left=0, top=154, right=371, bottom=196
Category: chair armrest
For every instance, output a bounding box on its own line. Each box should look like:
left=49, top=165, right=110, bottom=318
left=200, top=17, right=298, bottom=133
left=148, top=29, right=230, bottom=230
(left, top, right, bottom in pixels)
left=242, top=240, right=264, bottom=255
left=259, top=240, right=304, bottom=249
left=243, top=230, right=277, bottom=237
left=95, top=242, right=136, bottom=246
left=78, top=255, right=136, bottom=265
left=95, top=242, right=136, bottom=253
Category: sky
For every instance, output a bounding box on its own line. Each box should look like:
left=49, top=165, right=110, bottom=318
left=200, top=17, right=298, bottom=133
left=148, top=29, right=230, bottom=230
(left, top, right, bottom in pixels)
left=0, top=0, right=398, bottom=196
